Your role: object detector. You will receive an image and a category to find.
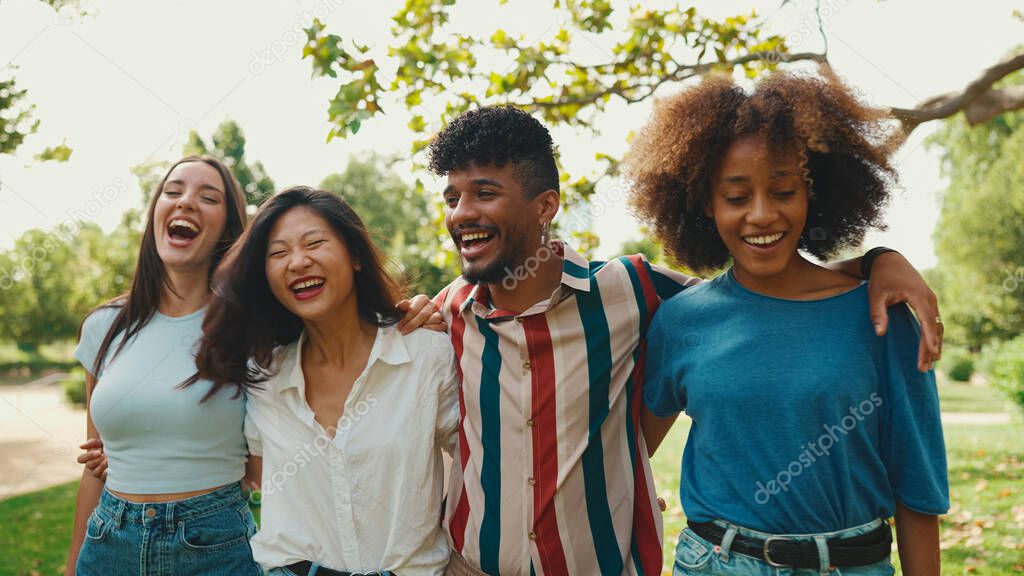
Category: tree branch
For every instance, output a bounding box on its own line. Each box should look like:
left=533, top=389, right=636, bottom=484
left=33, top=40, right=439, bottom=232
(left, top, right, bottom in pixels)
left=528, top=51, right=827, bottom=110
left=890, top=50, right=1024, bottom=142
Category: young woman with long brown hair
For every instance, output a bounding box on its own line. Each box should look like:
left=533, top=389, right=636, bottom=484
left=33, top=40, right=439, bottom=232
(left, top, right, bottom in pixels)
left=65, top=155, right=259, bottom=576
left=191, top=186, right=458, bottom=576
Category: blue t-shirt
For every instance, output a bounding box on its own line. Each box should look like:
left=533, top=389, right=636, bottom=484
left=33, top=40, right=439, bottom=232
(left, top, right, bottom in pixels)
left=644, top=270, right=949, bottom=533
left=75, top=305, right=247, bottom=494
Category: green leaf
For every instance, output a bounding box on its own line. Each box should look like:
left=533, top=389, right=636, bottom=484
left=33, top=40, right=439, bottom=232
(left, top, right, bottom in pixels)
left=34, top=141, right=73, bottom=163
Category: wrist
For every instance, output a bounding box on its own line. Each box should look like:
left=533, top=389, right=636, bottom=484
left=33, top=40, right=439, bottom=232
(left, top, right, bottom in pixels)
left=860, top=247, right=899, bottom=279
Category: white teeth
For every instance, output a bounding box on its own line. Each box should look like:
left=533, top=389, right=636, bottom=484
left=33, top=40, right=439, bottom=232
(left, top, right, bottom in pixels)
left=292, top=279, right=324, bottom=290
left=169, top=219, right=199, bottom=233
left=744, top=232, right=784, bottom=246
left=461, top=232, right=491, bottom=242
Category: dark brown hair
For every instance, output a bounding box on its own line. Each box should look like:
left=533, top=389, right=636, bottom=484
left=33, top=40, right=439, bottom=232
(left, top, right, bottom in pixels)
left=190, top=186, right=405, bottom=395
left=427, top=105, right=560, bottom=198
left=81, top=155, right=246, bottom=380
left=624, top=66, right=898, bottom=272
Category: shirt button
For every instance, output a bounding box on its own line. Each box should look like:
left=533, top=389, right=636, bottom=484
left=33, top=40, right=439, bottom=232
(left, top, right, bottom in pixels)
left=523, top=361, right=531, bottom=370
left=526, top=419, right=534, bottom=427
left=145, top=508, right=156, bottom=518
left=528, top=476, right=535, bottom=486
left=528, top=531, right=537, bottom=541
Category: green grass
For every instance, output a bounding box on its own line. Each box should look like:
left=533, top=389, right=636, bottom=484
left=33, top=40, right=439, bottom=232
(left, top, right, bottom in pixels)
left=937, top=377, right=1018, bottom=414
left=0, top=481, right=77, bottom=576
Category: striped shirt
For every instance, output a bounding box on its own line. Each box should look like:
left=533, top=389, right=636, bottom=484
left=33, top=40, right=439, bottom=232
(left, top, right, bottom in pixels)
left=434, top=242, right=701, bottom=576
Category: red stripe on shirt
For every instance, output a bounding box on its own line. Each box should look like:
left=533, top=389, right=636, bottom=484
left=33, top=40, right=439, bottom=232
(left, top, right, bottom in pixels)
left=524, top=315, right=569, bottom=576
left=626, top=256, right=665, bottom=574
left=447, top=282, right=475, bottom=554
left=629, top=340, right=664, bottom=574
left=625, top=255, right=660, bottom=323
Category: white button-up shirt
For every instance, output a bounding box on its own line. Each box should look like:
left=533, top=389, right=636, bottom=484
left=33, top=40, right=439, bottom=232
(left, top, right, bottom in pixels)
left=245, top=325, right=459, bottom=576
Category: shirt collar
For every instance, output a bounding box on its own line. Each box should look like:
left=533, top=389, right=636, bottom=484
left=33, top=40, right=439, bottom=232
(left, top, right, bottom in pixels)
left=275, top=324, right=411, bottom=396
left=458, top=241, right=592, bottom=317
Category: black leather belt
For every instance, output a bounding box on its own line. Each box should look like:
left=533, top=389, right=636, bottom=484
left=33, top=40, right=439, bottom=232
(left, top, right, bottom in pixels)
left=687, top=520, right=892, bottom=569
left=285, top=561, right=393, bottom=576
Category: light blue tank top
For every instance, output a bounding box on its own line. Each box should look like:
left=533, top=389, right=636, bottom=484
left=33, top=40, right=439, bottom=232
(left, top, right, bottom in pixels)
left=75, top=305, right=246, bottom=494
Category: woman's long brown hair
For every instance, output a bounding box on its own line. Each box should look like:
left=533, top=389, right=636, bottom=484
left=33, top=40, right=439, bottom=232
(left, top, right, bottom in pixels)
left=189, top=186, right=405, bottom=395
left=81, top=155, right=247, bottom=393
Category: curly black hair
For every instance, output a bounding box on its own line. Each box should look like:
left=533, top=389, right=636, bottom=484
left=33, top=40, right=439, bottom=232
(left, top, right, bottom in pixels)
left=428, top=105, right=560, bottom=198
left=624, top=66, right=899, bottom=273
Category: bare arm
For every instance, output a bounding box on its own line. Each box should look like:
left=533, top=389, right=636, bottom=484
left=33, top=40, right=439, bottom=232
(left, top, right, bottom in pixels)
left=894, top=501, right=941, bottom=576
left=243, top=454, right=262, bottom=493
left=65, top=372, right=105, bottom=576
left=641, top=405, right=679, bottom=456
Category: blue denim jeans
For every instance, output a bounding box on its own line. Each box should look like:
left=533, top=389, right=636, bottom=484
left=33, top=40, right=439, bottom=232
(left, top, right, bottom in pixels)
left=76, top=483, right=260, bottom=576
left=673, top=519, right=895, bottom=576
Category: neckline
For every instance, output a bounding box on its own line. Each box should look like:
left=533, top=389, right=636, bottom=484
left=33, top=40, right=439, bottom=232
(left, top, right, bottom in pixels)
left=725, top=268, right=866, bottom=303
left=155, top=306, right=206, bottom=322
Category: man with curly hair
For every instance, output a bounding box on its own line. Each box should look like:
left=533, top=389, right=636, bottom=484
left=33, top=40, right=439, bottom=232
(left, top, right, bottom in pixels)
left=427, top=105, right=942, bottom=576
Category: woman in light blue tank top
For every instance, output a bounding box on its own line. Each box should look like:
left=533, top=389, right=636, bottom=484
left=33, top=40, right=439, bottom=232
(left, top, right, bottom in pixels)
left=66, top=155, right=260, bottom=576
left=625, top=70, right=948, bottom=575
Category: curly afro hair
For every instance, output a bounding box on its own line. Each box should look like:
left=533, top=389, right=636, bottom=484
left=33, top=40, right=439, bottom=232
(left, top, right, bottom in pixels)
left=428, top=105, right=559, bottom=198
left=624, top=66, right=899, bottom=273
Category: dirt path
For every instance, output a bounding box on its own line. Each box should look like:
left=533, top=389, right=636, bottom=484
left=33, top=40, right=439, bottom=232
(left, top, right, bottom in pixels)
left=940, top=411, right=1013, bottom=425
left=0, top=375, right=86, bottom=499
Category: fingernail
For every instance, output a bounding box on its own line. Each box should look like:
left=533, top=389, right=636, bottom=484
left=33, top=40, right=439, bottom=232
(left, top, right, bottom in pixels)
left=874, top=323, right=883, bottom=335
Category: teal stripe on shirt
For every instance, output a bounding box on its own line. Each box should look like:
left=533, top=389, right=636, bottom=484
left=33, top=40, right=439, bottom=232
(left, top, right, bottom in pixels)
left=576, top=279, right=624, bottom=576
left=477, top=319, right=503, bottom=575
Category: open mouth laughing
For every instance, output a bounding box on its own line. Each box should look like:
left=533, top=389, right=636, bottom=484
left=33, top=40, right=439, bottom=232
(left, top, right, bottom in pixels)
left=457, top=229, right=497, bottom=259
left=166, top=217, right=201, bottom=247
left=288, top=276, right=326, bottom=301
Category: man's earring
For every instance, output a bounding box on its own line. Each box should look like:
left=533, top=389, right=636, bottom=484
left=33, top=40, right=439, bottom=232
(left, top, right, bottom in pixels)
left=541, top=221, right=550, bottom=245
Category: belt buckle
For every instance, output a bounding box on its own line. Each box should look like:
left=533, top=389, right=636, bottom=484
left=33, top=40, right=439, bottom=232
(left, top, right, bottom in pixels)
left=762, top=535, right=791, bottom=568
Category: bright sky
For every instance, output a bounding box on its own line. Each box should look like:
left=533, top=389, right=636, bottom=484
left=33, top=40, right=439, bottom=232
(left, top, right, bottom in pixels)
left=1, top=0, right=1021, bottom=268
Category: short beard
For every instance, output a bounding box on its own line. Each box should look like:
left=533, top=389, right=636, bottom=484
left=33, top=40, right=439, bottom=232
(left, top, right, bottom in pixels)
left=461, top=253, right=519, bottom=284
left=460, top=224, right=536, bottom=286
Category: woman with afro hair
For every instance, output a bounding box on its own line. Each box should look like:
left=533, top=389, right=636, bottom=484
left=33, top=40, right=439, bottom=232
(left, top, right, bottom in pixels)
left=627, top=67, right=949, bottom=576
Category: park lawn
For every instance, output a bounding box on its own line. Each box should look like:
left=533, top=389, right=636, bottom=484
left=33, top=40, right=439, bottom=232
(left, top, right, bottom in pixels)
left=0, top=480, right=77, bottom=576
left=937, top=377, right=1017, bottom=414
left=1, top=382, right=1021, bottom=576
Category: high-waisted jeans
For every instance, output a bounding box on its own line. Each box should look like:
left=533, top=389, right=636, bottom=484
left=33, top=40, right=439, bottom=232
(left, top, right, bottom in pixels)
left=76, top=483, right=260, bottom=576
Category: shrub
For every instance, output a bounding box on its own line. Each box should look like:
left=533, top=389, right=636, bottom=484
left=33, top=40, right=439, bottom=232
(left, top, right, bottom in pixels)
left=979, top=335, right=1024, bottom=413
left=939, top=345, right=975, bottom=382
left=61, top=368, right=87, bottom=406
